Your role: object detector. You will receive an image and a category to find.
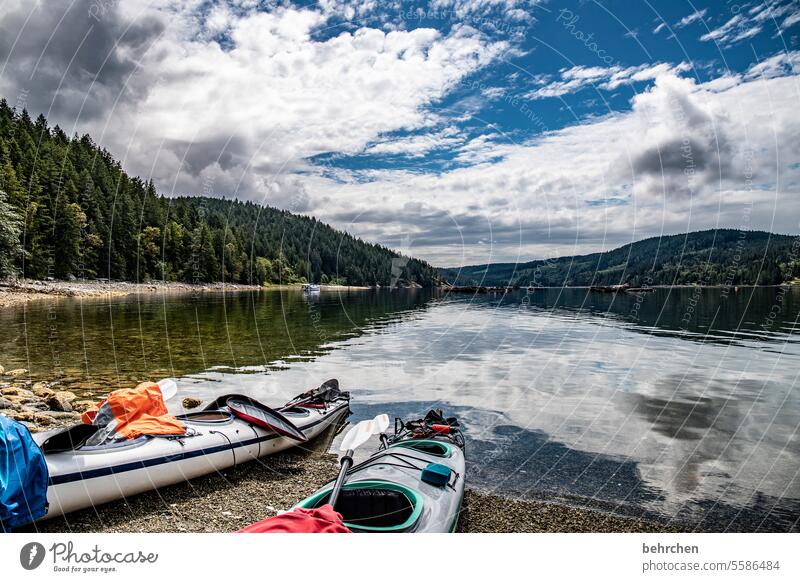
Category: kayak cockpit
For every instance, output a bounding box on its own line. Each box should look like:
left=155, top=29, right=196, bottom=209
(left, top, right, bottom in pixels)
left=176, top=410, right=235, bottom=424
left=389, top=439, right=453, bottom=458
left=298, top=480, right=423, bottom=532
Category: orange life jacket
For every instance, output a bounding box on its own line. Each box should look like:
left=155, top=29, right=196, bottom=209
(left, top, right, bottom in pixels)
left=81, top=382, right=185, bottom=440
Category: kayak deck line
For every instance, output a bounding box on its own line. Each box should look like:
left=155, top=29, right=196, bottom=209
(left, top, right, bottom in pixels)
left=290, top=410, right=466, bottom=533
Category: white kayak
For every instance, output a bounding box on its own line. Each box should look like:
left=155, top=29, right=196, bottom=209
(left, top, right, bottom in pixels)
left=33, top=393, right=350, bottom=520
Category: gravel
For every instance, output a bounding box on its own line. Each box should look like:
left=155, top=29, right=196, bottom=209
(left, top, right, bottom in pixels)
left=0, top=278, right=264, bottom=308
left=22, top=447, right=682, bottom=534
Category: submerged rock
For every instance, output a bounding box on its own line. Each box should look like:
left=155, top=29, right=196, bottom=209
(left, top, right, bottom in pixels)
left=5, top=368, right=29, bottom=377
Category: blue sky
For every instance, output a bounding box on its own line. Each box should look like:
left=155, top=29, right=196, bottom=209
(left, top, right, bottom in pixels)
left=1, top=0, right=799, bottom=265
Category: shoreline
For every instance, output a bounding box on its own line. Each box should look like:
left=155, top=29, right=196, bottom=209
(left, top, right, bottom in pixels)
left=0, top=279, right=373, bottom=308
left=20, top=445, right=682, bottom=534
left=3, top=277, right=796, bottom=309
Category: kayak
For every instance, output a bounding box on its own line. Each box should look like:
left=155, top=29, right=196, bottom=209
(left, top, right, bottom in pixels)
left=293, top=410, right=465, bottom=533
left=33, top=389, right=350, bottom=521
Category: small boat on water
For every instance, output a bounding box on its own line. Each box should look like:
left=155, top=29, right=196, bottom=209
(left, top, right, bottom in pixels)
left=292, top=410, right=465, bottom=533
left=302, top=283, right=321, bottom=293
left=32, top=382, right=350, bottom=522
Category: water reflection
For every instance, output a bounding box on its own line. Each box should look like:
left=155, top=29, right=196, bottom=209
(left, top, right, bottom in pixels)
left=1, top=287, right=798, bottom=530
left=0, top=289, right=438, bottom=392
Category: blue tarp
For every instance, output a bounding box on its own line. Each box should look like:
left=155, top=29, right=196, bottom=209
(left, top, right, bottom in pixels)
left=1, top=415, right=49, bottom=531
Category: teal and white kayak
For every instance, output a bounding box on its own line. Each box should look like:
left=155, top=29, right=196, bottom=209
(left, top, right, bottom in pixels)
left=295, top=410, right=466, bottom=533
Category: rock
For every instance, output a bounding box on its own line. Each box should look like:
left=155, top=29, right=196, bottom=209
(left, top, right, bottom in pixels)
left=3, top=394, right=37, bottom=406
left=0, top=396, right=17, bottom=409
left=31, top=382, right=55, bottom=398
left=46, top=390, right=77, bottom=412
left=182, top=397, right=202, bottom=409
left=1, top=386, right=35, bottom=398
left=33, top=413, right=55, bottom=426
left=5, top=368, right=29, bottom=377
left=5, top=408, right=36, bottom=422
left=37, top=410, right=81, bottom=421
left=0, top=365, right=4, bottom=375
left=71, top=400, right=97, bottom=413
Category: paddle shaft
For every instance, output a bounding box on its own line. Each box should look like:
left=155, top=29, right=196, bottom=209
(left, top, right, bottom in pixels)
left=328, top=449, right=354, bottom=509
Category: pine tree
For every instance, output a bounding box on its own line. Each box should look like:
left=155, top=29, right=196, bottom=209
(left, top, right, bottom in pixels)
left=0, top=188, right=22, bottom=277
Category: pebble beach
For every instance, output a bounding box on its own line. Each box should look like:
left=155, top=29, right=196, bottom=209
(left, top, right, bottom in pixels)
left=17, top=435, right=682, bottom=534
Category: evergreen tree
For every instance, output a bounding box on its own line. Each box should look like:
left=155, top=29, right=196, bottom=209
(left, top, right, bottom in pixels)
left=0, top=188, right=22, bottom=276
left=0, top=106, right=442, bottom=286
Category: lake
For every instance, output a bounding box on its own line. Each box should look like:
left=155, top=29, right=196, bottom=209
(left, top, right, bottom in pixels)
left=1, top=286, right=798, bottom=531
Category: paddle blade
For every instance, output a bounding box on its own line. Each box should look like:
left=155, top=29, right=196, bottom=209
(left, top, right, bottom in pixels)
left=375, top=414, right=389, bottom=433
left=157, top=378, right=178, bottom=401
left=227, top=397, right=308, bottom=442
left=340, top=414, right=390, bottom=451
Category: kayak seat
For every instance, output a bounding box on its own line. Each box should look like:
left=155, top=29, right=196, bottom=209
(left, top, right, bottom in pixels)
left=324, top=488, right=412, bottom=528
left=300, top=481, right=423, bottom=532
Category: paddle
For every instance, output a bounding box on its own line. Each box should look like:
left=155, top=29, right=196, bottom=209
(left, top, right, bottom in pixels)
left=328, top=414, right=390, bottom=509
left=281, top=379, right=342, bottom=410
left=156, top=378, right=178, bottom=401
left=226, top=396, right=308, bottom=442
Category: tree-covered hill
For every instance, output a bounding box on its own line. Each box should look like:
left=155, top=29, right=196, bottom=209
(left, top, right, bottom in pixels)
left=0, top=100, right=439, bottom=286
left=442, top=230, right=800, bottom=287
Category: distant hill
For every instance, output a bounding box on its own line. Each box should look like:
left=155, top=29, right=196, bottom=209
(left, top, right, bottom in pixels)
left=0, top=101, right=439, bottom=287
left=441, top=230, right=800, bottom=287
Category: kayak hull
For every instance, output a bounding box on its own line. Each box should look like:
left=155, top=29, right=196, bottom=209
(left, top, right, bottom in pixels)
left=295, top=436, right=465, bottom=533
left=38, top=399, right=349, bottom=520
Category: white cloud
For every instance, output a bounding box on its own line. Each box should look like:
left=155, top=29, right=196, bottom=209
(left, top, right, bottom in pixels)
left=2, top=1, right=798, bottom=267
left=303, top=66, right=800, bottom=265
left=364, top=126, right=463, bottom=157
left=783, top=10, right=800, bottom=28
left=675, top=8, right=707, bottom=28
left=745, top=50, right=800, bottom=80
left=11, top=1, right=511, bottom=204
left=700, top=0, right=800, bottom=46
left=700, top=14, right=751, bottom=44
left=525, top=62, right=691, bottom=99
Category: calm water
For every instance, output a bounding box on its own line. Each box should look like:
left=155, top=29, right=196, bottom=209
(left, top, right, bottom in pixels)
left=2, top=287, right=799, bottom=531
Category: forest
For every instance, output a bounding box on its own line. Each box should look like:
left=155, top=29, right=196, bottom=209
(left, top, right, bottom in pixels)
left=0, top=101, right=440, bottom=287
left=443, top=230, right=800, bottom=287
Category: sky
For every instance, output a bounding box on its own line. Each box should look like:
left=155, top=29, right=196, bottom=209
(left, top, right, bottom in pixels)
left=0, top=0, right=799, bottom=267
